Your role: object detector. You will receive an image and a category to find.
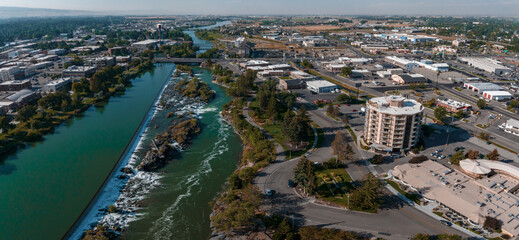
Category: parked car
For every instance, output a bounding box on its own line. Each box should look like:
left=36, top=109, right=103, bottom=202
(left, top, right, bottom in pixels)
left=440, top=220, right=452, bottom=226
left=288, top=180, right=294, bottom=188
left=266, top=189, right=273, bottom=196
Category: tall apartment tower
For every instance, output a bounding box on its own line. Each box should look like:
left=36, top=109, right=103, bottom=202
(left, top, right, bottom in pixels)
left=364, top=95, right=423, bottom=152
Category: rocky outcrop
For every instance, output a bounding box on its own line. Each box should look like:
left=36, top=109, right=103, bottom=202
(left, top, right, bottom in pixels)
left=137, top=118, right=201, bottom=172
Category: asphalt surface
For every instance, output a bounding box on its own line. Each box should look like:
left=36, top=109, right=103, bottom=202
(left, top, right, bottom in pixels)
left=249, top=102, right=466, bottom=239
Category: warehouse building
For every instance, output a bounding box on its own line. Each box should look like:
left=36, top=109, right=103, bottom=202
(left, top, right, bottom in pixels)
left=459, top=57, right=512, bottom=75
left=306, top=80, right=337, bottom=93
left=391, top=74, right=427, bottom=84
left=385, top=56, right=419, bottom=71
left=463, top=82, right=504, bottom=94
left=482, top=91, right=513, bottom=101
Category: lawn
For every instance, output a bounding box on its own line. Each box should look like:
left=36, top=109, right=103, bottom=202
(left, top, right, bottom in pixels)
left=263, top=123, right=316, bottom=160
left=251, top=98, right=316, bottom=159
left=314, top=168, right=354, bottom=207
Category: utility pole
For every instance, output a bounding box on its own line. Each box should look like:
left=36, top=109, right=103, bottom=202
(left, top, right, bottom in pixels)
left=436, top=71, right=440, bottom=89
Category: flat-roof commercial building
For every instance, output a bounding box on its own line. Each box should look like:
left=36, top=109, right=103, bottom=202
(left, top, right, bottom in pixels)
left=239, top=60, right=269, bottom=69
left=62, top=66, right=96, bottom=79
left=306, top=80, right=337, bottom=93
left=463, top=82, right=504, bottom=94
left=393, top=159, right=519, bottom=237
left=279, top=79, right=305, bottom=90
left=499, top=119, right=519, bottom=136
left=0, top=80, right=31, bottom=91
left=459, top=57, right=512, bottom=75
left=385, top=56, right=419, bottom=71
left=42, top=78, right=72, bottom=93
left=364, top=95, right=423, bottom=152
left=131, top=39, right=160, bottom=50
left=436, top=99, right=472, bottom=113
left=391, top=74, right=427, bottom=84
left=482, top=91, right=513, bottom=101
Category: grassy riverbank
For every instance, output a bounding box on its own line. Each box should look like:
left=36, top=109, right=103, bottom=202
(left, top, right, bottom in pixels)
left=0, top=60, right=154, bottom=160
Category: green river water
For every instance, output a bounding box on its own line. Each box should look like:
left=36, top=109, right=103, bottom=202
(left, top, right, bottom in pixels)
left=0, top=65, right=177, bottom=239
left=0, top=21, right=240, bottom=240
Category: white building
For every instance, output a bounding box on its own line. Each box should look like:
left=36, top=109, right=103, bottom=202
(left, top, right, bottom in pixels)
left=482, top=91, right=513, bottom=101
left=385, top=56, right=419, bottom=71
left=306, top=80, right=338, bottom=93
left=464, top=82, right=504, bottom=94
left=459, top=57, right=512, bottom=75
left=42, top=78, right=72, bottom=93
left=364, top=95, right=423, bottom=152
left=499, top=119, right=519, bottom=136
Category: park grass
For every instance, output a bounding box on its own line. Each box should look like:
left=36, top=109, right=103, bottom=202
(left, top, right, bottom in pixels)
left=314, top=168, right=354, bottom=207
left=344, top=125, right=357, bottom=145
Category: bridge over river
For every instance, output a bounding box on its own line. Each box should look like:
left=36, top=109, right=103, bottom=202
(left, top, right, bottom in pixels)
left=154, top=57, right=205, bottom=64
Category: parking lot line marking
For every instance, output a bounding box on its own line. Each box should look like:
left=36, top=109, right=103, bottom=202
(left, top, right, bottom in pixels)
left=400, top=207, right=449, bottom=234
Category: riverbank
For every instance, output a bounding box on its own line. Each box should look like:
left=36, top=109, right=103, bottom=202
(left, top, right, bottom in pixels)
left=209, top=97, right=276, bottom=239
left=0, top=60, right=155, bottom=160
left=65, top=65, right=174, bottom=240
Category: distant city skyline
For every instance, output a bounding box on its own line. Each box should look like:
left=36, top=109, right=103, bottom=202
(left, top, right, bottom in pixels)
left=2, top=0, right=519, bottom=16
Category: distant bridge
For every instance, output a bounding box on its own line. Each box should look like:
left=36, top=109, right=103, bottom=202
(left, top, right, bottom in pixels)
left=154, top=58, right=206, bottom=64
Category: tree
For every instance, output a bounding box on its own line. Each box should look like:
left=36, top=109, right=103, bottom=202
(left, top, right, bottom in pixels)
left=0, top=116, right=10, bottom=132
left=409, top=155, right=428, bottom=164
left=326, top=101, right=335, bottom=116
left=454, top=110, right=466, bottom=119
left=477, top=99, right=488, bottom=109
left=337, top=93, right=352, bottom=103
left=466, top=150, right=480, bottom=160
left=272, top=217, right=293, bottom=240
left=301, top=60, right=313, bottom=69
left=434, top=106, right=448, bottom=123
left=349, top=174, right=382, bottom=212
left=341, top=66, right=352, bottom=77
left=479, top=132, right=490, bottom=141
left=449, top=150, right=465, bottom=165
left=15, top=105, right=37, bottom=122
left=510, top=99, right=519, bottom=109
left=332, top=133, right=353, bottom=161
left=483, top=216, right=502, bottom=231
left=293, top=156, right=316, bottom=194
left=370, top=154, right=384, bottom=164
left=487, top=149, right=499, bottom=161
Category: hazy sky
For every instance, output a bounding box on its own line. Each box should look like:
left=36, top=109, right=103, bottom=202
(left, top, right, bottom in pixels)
left=3, top=0, right=519, bottom=16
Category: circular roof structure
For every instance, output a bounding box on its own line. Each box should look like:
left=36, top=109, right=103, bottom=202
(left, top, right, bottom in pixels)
left=460, top=160, right=491, bottom=175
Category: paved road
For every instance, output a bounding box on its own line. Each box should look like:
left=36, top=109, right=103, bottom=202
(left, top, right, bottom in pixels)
left=251, top=102, right=466, bottom=239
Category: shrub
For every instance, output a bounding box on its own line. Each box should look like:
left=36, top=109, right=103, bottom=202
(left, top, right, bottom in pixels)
left=409, top=155, right=428, bottom=164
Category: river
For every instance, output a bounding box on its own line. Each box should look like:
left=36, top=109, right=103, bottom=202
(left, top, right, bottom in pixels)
left=0, top=64, right=174, bottom=239
left=0, top=21, right=238, bottom=240
left=121, top=21, right=241, bottom=240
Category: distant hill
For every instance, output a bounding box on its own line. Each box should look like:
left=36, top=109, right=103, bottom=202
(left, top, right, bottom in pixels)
left=0, top=6, right=102, bottom=19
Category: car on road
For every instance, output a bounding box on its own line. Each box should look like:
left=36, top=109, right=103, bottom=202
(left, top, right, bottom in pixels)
left=288, top=180, right=295, bottom=188
left=454, top=146, right=465, bottom=151
left=440, top=220, right=452, bottom=226
left=266, top=189, right=273, bottom=196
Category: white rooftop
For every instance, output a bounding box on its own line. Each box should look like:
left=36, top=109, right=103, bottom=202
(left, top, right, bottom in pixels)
left=368, top=95, right=423, bottom=115
left=306, top=80, right=337, bottom=88
left=483, top=91, right=513, bottom=97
